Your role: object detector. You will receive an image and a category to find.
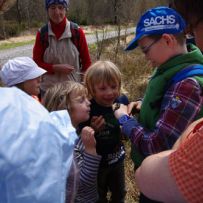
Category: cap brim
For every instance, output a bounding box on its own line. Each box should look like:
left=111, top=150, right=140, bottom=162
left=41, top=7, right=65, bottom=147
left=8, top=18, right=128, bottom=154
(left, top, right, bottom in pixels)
left=26, top=67, right=47, bottom=81
left=125, top=33, right=143, bottom=51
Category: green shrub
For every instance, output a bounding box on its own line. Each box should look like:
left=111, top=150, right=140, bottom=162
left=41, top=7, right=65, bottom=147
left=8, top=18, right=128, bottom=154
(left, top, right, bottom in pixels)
left=0, top=21, right=27, bottom=38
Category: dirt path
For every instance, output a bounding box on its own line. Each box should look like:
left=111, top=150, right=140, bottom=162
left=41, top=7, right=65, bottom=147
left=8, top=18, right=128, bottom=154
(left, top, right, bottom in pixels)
left=0, top=27, right=134, bottom=67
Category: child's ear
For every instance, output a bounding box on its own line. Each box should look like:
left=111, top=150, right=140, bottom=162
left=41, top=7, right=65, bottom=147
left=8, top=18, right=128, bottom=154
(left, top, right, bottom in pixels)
left=162, top=33, right=176, bottom=47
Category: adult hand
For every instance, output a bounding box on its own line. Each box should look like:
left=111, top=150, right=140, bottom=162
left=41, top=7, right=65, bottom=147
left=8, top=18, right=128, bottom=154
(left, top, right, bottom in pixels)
left=53, top=64, right=74, bottom=74
left=114, top=104, right=128, bottom=119
left=81, top=126, right=97, bottom=155
left=90, top=116, right=105, bottom=131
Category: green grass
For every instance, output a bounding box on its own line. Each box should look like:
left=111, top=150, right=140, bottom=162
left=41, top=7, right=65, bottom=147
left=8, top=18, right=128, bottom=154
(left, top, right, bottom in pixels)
left=0, top=39, right=35, bottom=50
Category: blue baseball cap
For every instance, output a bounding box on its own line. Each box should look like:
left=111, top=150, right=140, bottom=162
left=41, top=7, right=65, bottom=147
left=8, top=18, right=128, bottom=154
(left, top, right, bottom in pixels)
left=45, top=0, right=69, bottom=9
left=125, top=6, right=186, bottom=51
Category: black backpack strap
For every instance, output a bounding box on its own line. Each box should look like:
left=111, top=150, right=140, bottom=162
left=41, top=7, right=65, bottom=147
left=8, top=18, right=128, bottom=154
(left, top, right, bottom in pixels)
left=70, top=21, right=80, bottom=50
left=70, top=21, right=79, bottom=30
left=150, top=64, right=203, bottom=110
left=39, top=22, right=80, bottom=50
left=39, top=24, right=49, bottom=48
left=70, top=21, right=81, bottom=67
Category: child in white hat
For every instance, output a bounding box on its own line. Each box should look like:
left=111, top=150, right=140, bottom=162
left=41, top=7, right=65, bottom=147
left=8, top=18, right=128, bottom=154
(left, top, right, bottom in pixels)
left=0, top=57, right=46, bottom=97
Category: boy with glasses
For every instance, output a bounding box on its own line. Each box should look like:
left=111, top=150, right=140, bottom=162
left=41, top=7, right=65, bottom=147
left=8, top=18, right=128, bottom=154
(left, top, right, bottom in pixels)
left=114, top=6, right=203, bottom=203
left=135, top=2, right=203, bottom=202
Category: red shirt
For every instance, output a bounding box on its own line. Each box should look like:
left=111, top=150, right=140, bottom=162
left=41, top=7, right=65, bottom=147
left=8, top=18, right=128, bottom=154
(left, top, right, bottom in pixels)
left=169, top=120, right=203, bottom=203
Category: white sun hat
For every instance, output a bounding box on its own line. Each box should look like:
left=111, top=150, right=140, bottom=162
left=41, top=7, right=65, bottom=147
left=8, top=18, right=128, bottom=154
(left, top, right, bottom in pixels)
left=0, top=57, right=47, bottom=87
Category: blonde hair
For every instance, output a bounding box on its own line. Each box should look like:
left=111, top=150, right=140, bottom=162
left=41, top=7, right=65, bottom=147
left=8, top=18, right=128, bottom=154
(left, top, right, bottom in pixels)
left=84, top=60, right=121, bottom=97
left=42, top=81, right=87, bottom=112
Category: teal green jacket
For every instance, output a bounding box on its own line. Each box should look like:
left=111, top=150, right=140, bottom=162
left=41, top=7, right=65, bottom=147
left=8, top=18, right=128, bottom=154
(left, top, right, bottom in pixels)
left=140, top=44, right=203, bottom=129
left=129, top=44, right=203, bottom=168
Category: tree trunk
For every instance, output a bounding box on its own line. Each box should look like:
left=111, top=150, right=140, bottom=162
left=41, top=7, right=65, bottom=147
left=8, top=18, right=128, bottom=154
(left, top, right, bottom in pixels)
left=16, top=0, right=22, bottom=24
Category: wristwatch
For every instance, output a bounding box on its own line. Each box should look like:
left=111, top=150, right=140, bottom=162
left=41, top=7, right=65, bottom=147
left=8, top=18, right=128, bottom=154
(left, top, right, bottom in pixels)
left=118, top=115, right=131, bottom=126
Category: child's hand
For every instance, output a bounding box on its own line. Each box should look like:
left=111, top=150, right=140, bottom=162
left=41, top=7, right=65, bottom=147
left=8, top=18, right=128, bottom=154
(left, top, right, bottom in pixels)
left=128, top=101, right=142, bottom=115
left=91, top=116, right=105, bottom=131
left=114, top=104, right=128, bottom=119
left=81, top=126, right=97, bottom=155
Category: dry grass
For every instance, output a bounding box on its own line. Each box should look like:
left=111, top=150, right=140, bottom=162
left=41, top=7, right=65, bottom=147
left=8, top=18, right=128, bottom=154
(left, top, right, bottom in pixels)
left=124, top=140, right=140, bottom=203
left=90, top=36, right=153, bottom=202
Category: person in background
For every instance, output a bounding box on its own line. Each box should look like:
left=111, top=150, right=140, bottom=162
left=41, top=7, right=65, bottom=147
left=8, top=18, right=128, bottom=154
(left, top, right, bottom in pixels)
left=33, top=0, right=91, bottom=96
left=81, top=60, right=126, bottom=203
left=134, top=1, right=203, bottom=202
left=0, top=56, right=46, bottom=100
left=114, top=6, right=203, bottom=203
left=43, top=81, right=101, bottom=203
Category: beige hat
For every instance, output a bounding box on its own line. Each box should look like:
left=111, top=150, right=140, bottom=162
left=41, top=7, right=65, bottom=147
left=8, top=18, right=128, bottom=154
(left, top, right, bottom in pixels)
left=0, top=57, right=47, bottom=87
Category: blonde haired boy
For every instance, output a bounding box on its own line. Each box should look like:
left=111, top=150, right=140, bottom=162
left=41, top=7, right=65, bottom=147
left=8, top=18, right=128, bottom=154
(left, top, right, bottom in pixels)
left=83, top=60, right=126, bottom=203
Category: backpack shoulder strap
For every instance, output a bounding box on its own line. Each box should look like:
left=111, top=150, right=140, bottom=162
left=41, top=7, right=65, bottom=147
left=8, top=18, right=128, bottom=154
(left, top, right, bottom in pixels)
left=70, top=21, right=79, bottom=30
left=168, top=64, right=203, bottom=87
left=39, top=22, right=80, bottom=50
left=151, top=64, right=203, bottom=111
left=39, top=24, right=49, bottom=48
left=70, top=21, right=80, bottom=50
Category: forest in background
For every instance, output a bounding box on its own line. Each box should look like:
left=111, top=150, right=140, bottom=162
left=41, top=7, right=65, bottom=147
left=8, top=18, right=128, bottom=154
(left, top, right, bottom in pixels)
left=0, top=0, right=169, bottom=39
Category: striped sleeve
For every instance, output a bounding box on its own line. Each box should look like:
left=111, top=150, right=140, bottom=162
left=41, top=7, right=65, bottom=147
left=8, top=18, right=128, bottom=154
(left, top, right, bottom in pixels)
left=74, top=138, right=101, bottom=202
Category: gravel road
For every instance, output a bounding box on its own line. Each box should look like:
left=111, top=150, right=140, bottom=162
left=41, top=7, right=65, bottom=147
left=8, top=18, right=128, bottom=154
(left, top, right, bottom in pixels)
left=0, top=28, right=134, bottom=67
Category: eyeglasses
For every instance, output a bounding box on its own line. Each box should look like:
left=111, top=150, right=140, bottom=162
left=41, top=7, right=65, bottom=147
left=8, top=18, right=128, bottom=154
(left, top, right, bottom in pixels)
left=141, top=38, right=161, bottom=54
